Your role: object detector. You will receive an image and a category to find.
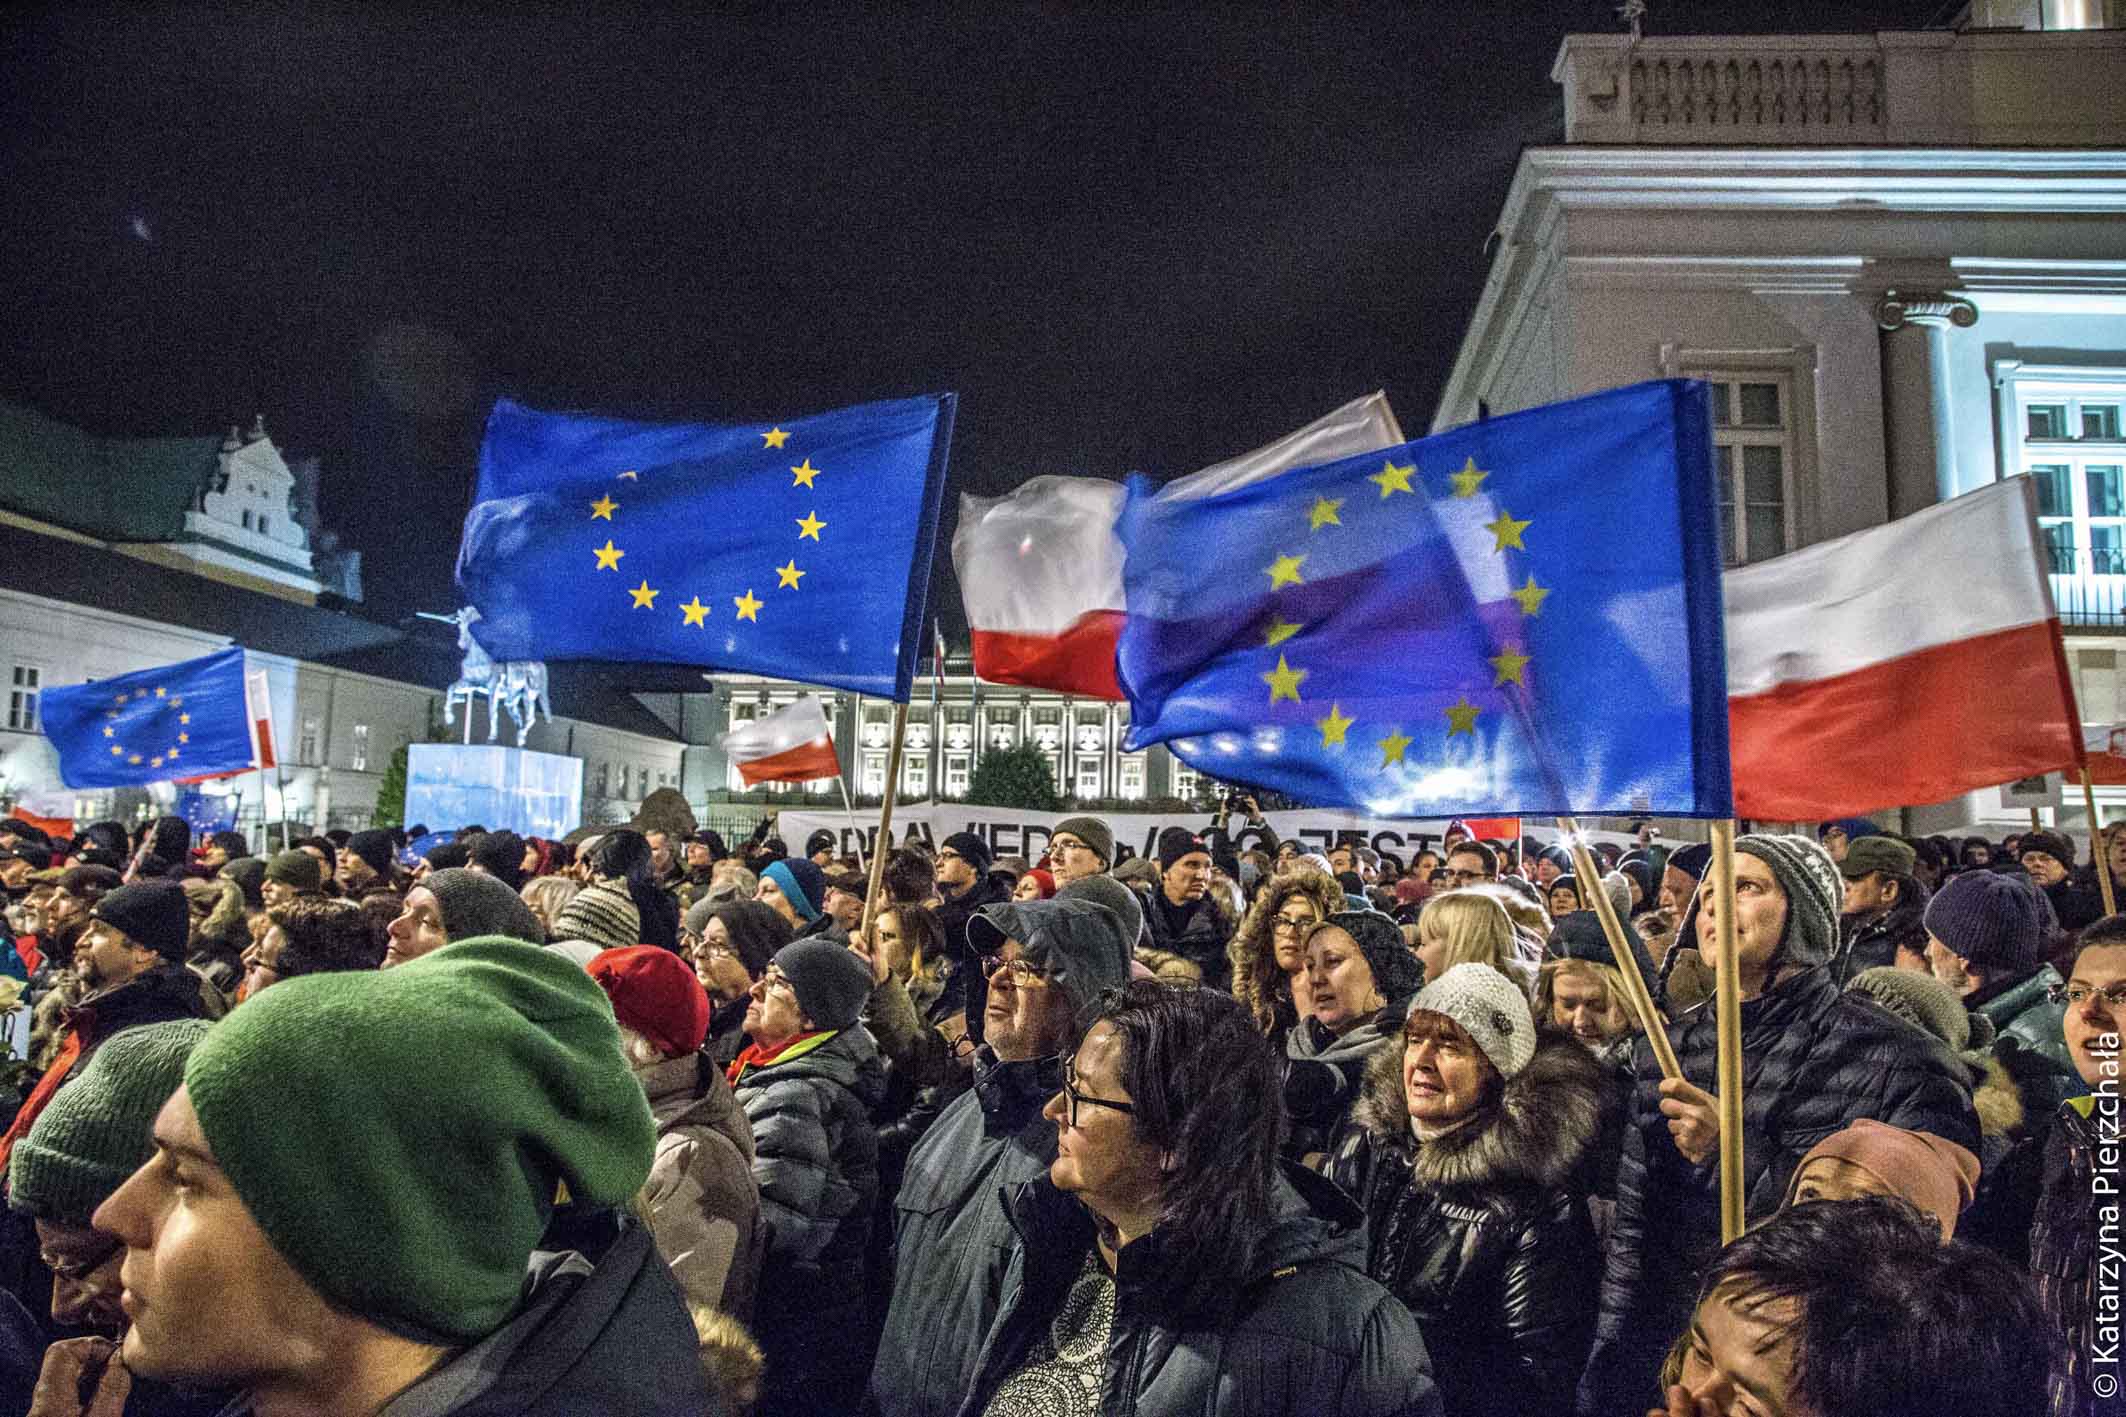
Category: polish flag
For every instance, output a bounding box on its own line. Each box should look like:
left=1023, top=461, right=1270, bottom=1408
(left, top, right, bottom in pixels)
left=722, top=695, right=842, bottom=787
left=954, top=392, right=1404, bottom=699
left=177, top=662, right=278, bottom=784
left=2076, top=725, right=2126, bottom=787
left=1725, top=478, right=2079, bottom=820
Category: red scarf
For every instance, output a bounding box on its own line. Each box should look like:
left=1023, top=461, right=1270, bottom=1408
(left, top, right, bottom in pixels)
left=725, top=1030, right=829, bottom=1087
left=0, top=1029, right=82, bottom=1175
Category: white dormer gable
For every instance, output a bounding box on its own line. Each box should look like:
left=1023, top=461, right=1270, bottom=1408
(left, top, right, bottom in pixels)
left=196, top=417, right=313, bottom=569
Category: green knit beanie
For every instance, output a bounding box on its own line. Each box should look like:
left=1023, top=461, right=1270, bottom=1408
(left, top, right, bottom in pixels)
left=10, top=1019, right=213, bottom=1224
left=183, top=936, right=655, bottom=1343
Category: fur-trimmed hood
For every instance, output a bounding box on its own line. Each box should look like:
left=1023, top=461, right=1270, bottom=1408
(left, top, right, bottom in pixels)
left=1229, top=870, right=1350, bottom=1034
left=1350, top=1029, right=1609, bottom=1200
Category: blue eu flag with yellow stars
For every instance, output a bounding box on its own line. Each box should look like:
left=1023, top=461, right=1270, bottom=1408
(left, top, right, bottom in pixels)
left=457, top=393, right=957, bottom=701
left=1117, top=379, right=1732, bottom=817
left=41, top=646, right=257, bottom=788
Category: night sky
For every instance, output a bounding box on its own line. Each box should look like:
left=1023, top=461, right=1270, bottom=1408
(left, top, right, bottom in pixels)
left=1, top=1, right=1940, bottom=633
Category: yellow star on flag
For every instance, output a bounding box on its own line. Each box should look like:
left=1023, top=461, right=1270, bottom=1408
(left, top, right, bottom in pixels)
left=1511, top=574, right=1550, bottom=617
left=177, top=733, right=188, bottom=743
left=170, top=697, right=181, bottom=707
left=1264, top=618, right=1301, bottom=647
left=1377, top=729, right=1413, bottom=769
left=1490, top=646, right=1531, bottom=685
left=128, top=754, right=142, bottom=765
left=154, top=686, right=166, bottom=697
left=1445, top=697, right=1480, bottom=735
left=109, top=745, right=121, bottom=756
left=167, top=747, right=179, bottom=759
left=796, top=511, right=825, bottom=541
left=1485, top=511, right=1531, bottom=552
left=590, top=494, right=618, bottom=520
left=150, top=756, right=163, bottom=769
left=178, top=713, right=190, bottom=725
left=594, top=539, right=624, bottom=571
left=1261, top=654, right=1307, bottom=705
left=1450, top=457, right=1489, bottom=499
left=776, top=560, right=805, bottom=589
left=1309, top=497, right=1344, bottom=531
left=102, top=726, right=114, bottom=738
left=629, top=580, right=659, bottom=609
left=1369, top=460, right=1416, bottom=498
left=679, top=596, right=709, bottom=627
left=790, top=459, right=821, bottom=489
left=761, top=427, right=790, bottom=449
left=734, top=589, right=763, bottom=622
left=1266, top=552, right=1306, bottom=589
left=113, top=692, right=127, bottom=704
left=1317, top=703, right=1353, bottom=748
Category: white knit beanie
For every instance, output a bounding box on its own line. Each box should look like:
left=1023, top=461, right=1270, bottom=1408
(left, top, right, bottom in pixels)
left=1406, top=962, right=1537, bottom=1079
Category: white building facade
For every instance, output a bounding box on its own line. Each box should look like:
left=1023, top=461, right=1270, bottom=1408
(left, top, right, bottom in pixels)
left=1435, top=19, right=2126, bottom=832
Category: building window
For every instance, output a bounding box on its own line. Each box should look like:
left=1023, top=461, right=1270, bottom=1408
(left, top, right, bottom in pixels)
left=350, top=724, right=369, bottom=772
left=1692, top=373, right=1793, bottom=567
left=944, top=753, right=970, bottom=797
left=7, top=666, right=39, bottom=732
left=1118, top=754, right=1145, bottom=801
left=595, top=763, right=610, bottom=798
left=258, top=515, right=269, bottom=536
left=1075, top=757, right=1103, bottom=800
left=902, top=754, right=928, bottom=799
left=2001, top=367, right=2126, bottom=577
left=1170, top=760, right=1201, bottom=802
left=241, top=509, right=253, bottom=530
left=299, top=716, right=320, bottom=765
left=861, top=753, right=886, bottom=796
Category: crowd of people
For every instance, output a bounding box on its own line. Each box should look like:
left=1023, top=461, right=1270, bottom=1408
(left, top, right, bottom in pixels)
left=0, top=800, right=2110, bottom=1414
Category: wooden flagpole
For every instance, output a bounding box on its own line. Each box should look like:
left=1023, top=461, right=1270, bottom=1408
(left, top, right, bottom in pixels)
left=1709, top=819, right=1746, bottom=1244
left=2082, top=765, right=2118, bottom=918
left=858, top=702, right=910, bottom=942
left=835, top=772, right=865, bottom=874
left=1558, top=816, right=1681, bottom=1082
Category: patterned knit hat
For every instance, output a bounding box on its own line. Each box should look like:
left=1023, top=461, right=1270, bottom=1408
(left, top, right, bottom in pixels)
left=1735, top=834, right=1842, bottom=972
left=552, top=878, right=642, bottom=953
left=1317, top=909, right=1425, bottom=1012
left=10, top=1020, right=212, bottom=1223
left=1407, top=962, right=1536, bottom=1079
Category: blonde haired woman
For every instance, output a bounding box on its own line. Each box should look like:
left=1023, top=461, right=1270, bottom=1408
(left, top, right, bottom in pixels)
left=1415, top=890, right=1536, bottom=994
left=1535, top=957, right=1639, bottom=1058
left=1227, top=869, right=1348, bottom=1042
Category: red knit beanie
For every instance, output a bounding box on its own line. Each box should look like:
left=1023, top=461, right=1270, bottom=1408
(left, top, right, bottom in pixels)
left=587, top=946, right=710, bottom=1057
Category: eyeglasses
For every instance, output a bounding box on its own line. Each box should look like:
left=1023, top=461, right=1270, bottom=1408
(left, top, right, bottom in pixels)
left=1272, top=912, right=1314, bottom=934
left=2051, top=983, right=2126, bottom=1011
left=1049, top=836, right=1087, bottom=856
left=936, top=848, right=965, bottom=863
left=1442, top=868, right=1489, bottom=884
left=980, top=953, right=1058, bottom=985
left=41, top=1232, right=121, bottom=1282
left=1057, top=1052, right=1135, bottom=1128
left=760, top=968, right=798, bottom=997
left=943, top=1030, right=977, bottom=1060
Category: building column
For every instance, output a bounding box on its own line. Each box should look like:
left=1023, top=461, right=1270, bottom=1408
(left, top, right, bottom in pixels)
left=1875, top=289, right=1978, bottom=519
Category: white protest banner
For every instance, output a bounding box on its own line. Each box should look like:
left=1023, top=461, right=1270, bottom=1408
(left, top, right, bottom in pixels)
left=775, top=804, right=1642, bottom=870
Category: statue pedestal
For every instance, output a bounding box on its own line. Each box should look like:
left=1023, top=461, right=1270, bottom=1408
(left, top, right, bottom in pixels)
left=405, top=745, right=583, bottom=839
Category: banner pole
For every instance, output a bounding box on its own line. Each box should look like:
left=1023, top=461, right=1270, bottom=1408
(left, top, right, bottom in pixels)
left=836, top=772, right=865, bottom=874
left=1558, top=815, right=1681, bottom=1082
left=2082, top=764, right=2118, bottom=918
left=859, top=701, right=910, bottom=942
left=1710, top=819, right=1746, bottom=1244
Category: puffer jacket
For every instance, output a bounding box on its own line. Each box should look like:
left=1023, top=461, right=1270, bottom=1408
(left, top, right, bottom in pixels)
left=1328, top=1036, right=1605, bottom=1417
left=1831, top=891, right=1928, bottom=985
left=732, top=1025, right=886, bottom=1416
left=210, top=1210, right=716, bottom=1416
left=1137, top=885, right=1237, bottom=990
left=1973, top=964, right=2082, bottom=1114
left=1284, top=1009, right=1399, bottom=1161
left=959, top=1163, right=1443, bottom=1417
left=870, top=1050, right=1060, bottom=1417
left=638, top=1051, right=763, bottom=1323
left=1578, top=965, right=1981, bottom=1415
left=2032, top=1095, right=2119, bottom=1417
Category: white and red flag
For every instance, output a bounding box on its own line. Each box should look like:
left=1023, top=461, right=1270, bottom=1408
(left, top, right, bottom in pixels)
left=1725, top=478, right=2080, bottom=819
left=721, top=694, right=842, bottom=787
left=953, top=393, right=1403, bottom=699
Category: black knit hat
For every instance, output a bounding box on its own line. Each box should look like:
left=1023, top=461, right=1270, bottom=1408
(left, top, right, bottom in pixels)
left=1156, top=827, right=1210, bottom=870
left=1316, top=909, right=1425, bottom=1011
left=803, top=829, right=837, bottom=859
left=90, top=881, right=190, bottom=961
left=344, top=829, right=396, bottom=878
left=2019, top=830, right=2076, bottom=870
left=1924, top=870, right=2052, bottom=975
left=942, top=831, right=993, bottom=875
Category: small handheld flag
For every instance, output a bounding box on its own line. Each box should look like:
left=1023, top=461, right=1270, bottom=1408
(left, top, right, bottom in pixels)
left=41, top=647, right=258, bottom=788
left=721, top=695, right=843, bottom=787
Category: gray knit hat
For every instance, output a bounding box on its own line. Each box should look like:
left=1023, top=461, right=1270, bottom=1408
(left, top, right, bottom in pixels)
left=1407, top=962, right=1537, bottom=1080
left=771, top=938, right=873, bottom=1032
left=421, top=867, right=547, bottom=945
left=1056, top=873, right=1145, bottom=949
left=1051, top=816, right=1115, bottom=869
left=10, top=1019, right=213, bottom=1223
left=1679, top=834, right=1841, bottom=978
left=264, top=849, right=323, bottom=892
left=1846, top=965, right=1998, bottom=1086
left=551, top=878, right=642, bottom=954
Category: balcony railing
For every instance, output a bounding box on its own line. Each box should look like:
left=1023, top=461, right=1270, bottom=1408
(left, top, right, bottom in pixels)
left=2048, top=543, right=2126, bottom=627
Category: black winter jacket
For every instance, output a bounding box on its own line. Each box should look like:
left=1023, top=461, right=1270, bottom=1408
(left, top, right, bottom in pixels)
left=1578, top=965, right=1982, bottom=1415
left=959, top=1164, right=1443, bottom=1417
left=2032, top=1095, right=2119, bottom=1417
left=1138, top=886, right=1236, bottom=991
left=1831, top=891, right=1928, bottom=985
left=870, top=1050, right=1061, bottom=1417
left=1328, top=1037, right=1606, bottom=1417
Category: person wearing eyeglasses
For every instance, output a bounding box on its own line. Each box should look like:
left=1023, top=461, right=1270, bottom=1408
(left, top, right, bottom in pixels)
left=1441, top=840, right=1497, bottom=889
left=1921, top=868, right=2082, bottom=1114
left=3, top=1019, right=230, bottom=1413
left=962, top=979, right=1442, bottom=1417
left=726, top=937, right=882, bottom=1417
left=1227, top=871, right=1346, bottom=1046
left=870, top=896, right=1132, bottom=1417
left=2033, top=916, right=2126, bottom=1417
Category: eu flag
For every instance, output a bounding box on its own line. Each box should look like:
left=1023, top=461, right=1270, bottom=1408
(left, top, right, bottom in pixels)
left=457, top=393, right=957, bottom=701
left=42, top=647, right=257, bottom=789
left=1116, top=380, right=1731, bottom=817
